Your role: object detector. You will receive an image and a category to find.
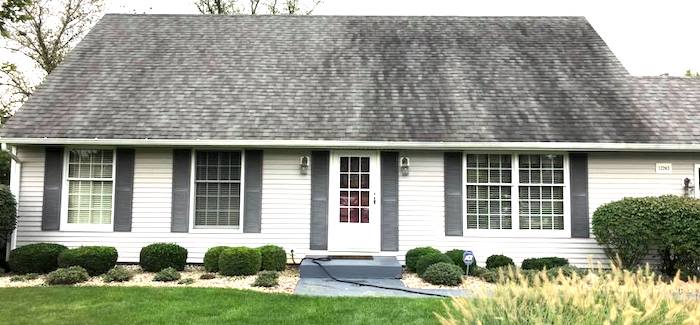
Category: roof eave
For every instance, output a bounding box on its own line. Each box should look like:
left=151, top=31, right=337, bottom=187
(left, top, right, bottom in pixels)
left=2, top=138, right=700, bottom=152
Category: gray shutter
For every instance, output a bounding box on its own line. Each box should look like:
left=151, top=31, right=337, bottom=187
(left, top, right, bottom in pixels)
left=310, top=151, right=329, bottom=250
left=114, top=148, right=135, bottom=232
left=570, top=153, right=590, bottom=238
left=380, top=152, right=399, bottom=251
left=41, top=147, right=64, bottom=230
left=171, top=149, right=191, bottom=233
left=444, top=152, right=463, bottom=236
left=243, top=150, right=263, bottom=233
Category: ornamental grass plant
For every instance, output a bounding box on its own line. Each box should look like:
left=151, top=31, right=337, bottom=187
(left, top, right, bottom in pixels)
left=437, top=264, right=700, bottom=325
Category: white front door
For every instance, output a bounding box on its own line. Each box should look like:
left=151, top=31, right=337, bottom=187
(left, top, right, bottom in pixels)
left=328, top=151, right=381, bottom=252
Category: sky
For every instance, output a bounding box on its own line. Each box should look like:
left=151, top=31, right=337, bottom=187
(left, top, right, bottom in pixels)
left=103, top=0, right=700, bottom=76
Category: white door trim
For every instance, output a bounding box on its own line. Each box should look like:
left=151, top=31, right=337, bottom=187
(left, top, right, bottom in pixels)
left=327, top=150, right=381, bottom=253
left=694, top=164, right=700, bottom=198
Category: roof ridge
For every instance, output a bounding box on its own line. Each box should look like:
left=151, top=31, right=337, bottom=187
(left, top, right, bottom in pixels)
left=102, top=13, right=587, bottom=19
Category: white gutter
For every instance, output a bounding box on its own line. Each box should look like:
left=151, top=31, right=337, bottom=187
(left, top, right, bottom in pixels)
left=3, top=137, right=700, bottom=152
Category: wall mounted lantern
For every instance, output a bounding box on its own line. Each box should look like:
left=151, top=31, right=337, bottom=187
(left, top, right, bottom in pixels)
left=299, top=156, right=310, bottom=175
left=400, top=156, right=410, bottom=176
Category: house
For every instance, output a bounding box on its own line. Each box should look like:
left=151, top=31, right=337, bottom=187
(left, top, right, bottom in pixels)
left=2, top=15, right=700, bottom=267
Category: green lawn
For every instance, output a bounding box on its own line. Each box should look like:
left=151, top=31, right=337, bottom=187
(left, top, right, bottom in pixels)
left=0, top=287, right=446, bottom=325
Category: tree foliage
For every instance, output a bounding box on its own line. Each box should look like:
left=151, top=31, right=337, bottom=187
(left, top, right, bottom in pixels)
left=685, top=70, right=700, bottom=78
left=0, top=0, right=32, bottom=36
left=195, top=0, right=320, bottom=15
left=1, top=0, right=103, bottom=118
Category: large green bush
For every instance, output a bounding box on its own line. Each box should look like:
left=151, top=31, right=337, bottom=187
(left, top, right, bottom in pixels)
left=9, top=243, right=67, bottom=274
left=421, top=262, right=463, bottom=286
left=415, top=253, right=453, bottom=276
left=218, top=247, right=261, bottom=276
left=592, top=195, right=700, bottom=277
left=485, top=254, right=514, bottom=269
left=58, top=246, right=118, bottom=276
left=521, top=257, right=569, bottom=271
left=258, top=245, right=286, bottom=271
left=405, top=247, right=441, bottom=272
left=203, top=246, right=228, bottom=273
left=139, top=243, right=188, bottom=272
left=0, top=185, right=17, bottom=243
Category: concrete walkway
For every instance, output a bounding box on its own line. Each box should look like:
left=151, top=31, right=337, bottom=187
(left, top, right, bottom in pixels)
left=294, top=278, right=470, bottom=298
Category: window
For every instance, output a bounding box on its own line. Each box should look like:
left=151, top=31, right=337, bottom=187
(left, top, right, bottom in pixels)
left=465, top=154, right=512, bottom=229
left=193, top=151, right=242, bottom=228
left=518, top=154, right=565, bottom=230
left=66, top=149, right=114, bottom=225
left=464, top=153, right=567, bottom=232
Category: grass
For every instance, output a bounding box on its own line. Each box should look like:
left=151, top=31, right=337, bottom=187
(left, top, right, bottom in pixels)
left=0, top=286, right=444, bottom=325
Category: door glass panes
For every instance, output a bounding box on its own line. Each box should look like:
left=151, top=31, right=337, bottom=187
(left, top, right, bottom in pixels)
left=339, top=156, right=370, bottom=223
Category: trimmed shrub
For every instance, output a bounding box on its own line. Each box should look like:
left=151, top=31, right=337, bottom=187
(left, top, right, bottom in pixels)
left=521, top=257, right=569, bottom=271
left=103, top=266, right=132, bottom=283
left=445, top=249, right=479, bottom=275
left=485, top=254, right=514, bottom=269
left=9, top=243, right=67, bottom=274
left=253, top=270, right=279, bottom=287
left=153, top=267, right=180, bottom=282
left=405, top=247, right=441, bottom=272
left=203, top=246, right=228, bottom=273
left=218, top=247, right=261, bottom=276
left=139, top=243, right=188, bottom=272
left=58, top=246, right=118, bottom=276
left=593, top=195, right=700, bottom=277
left=0, top=185, right=17, bottom=243
left=178, top=278, right=195, bottom=285
left=478, top=268, right=500, bottom=283
left=415, top=253, right=454, bottom=276
left=258, top=245, right=286, bottom=271
left=46, top=266, right=89, bottom=285
left=421, top=262, right=463, bottom=286
left=199, top=273, right=216, bottom=280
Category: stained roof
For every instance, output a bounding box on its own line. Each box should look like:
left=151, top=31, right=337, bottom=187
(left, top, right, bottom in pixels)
left=1, top=14, right=698, bottom=144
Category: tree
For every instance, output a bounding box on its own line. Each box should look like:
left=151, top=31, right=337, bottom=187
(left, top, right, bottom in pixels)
left=195, top=0, right=320, bottom=15
left=685, top=70, right=700, bottom=78
left=0, top=0, right=103, bottom=117
left=0, top=0, right=32, bottom=36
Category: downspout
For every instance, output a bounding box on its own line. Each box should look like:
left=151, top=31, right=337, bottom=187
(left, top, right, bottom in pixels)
left=2, top=144, right=21, bottom=258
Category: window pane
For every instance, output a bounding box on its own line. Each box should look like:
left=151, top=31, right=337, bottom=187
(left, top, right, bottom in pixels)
left=67, top=180, right=113, bottom=225
left=194, top=151, right=242, bottom=227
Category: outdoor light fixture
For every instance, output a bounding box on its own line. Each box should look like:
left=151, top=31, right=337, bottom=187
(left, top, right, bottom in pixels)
left=299, top=156, right=310, bottom=175
left=400, top=156, right=410, bottom=176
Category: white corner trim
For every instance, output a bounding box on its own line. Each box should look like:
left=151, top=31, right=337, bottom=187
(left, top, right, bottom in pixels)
left=4, top=138, right=700, bottom=152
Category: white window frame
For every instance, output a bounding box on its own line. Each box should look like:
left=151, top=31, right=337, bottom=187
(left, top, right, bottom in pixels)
left=188, top=149, right=245, bottom=233
left=60, top=147, right=117, bottom=232
left=462, top=152, right=570, bottom=238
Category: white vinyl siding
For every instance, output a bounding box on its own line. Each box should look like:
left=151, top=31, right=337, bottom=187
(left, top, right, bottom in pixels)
left=12, top=147, right=700, bottom=268
left=13, top=147, right=312, bottom=263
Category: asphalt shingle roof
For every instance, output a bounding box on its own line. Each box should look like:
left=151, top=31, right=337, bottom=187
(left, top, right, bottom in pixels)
left=1, top=14, right=698, bottom=144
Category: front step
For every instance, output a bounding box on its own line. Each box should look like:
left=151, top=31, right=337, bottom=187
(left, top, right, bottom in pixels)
left=300, top=255, right=403, bottom=279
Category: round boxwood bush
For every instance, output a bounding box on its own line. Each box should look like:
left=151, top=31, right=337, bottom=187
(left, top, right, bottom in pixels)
left=421, top=262, right=464, bottom=286
left=9, top=243, right=67, bottom=274
left=485, top=254, right=514, bottom=269
left=46, top=266, right=90, bottom=285
left=203, top=246, right=229, bottom=273
left=218, top=247, right=261, bottom=276
left=415, top=253, right=454, bottom=276
left=139, top=243, right=188, bottom=272
left=258, top=245, right=286, bottom=271
left=58, top=246, right=118, bottom=276
left=405, top=247, right=441, bottom=272
left=445, top=249, right=479, bottom=275
left=521, top=257, right=569, bottom=271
